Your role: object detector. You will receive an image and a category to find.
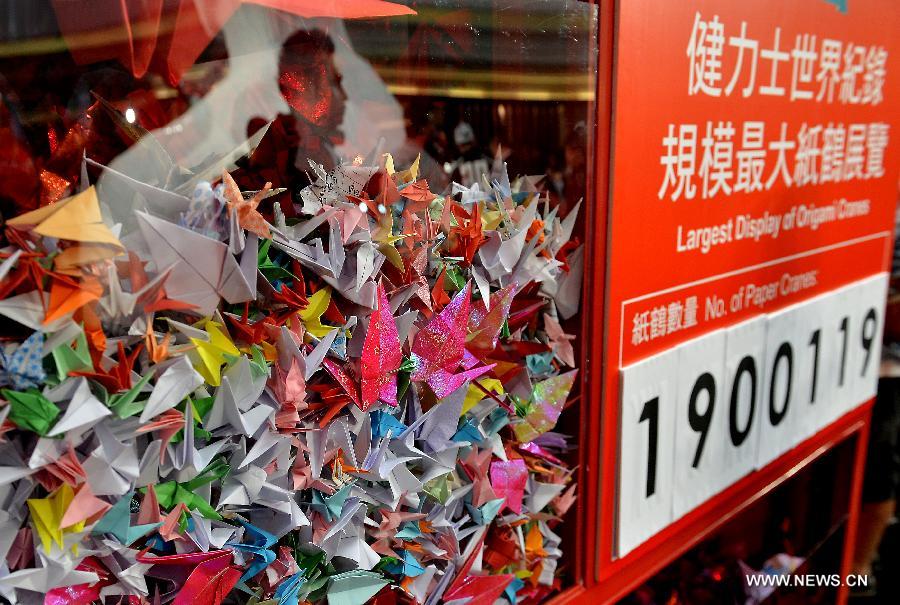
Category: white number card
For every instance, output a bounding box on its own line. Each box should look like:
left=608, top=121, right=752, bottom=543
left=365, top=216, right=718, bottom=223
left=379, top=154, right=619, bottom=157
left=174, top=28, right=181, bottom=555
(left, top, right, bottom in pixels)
left=616, top=273, right=887, bottom=557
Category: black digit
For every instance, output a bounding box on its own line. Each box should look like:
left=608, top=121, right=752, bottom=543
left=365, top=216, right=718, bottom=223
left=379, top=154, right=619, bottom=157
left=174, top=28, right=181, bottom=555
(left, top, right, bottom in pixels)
left=769, top=342, right=793, bottom=426
left=639, top=397, right=659, bottom=497
left=688, top=373, right=716, bottom=468
left=860, top=308, right=877, bottom=375
left=838, top=316, right=849, bottom=386
left=808, top=329, right=820, bottom=404
left=729, top=356, right=756, bottom=447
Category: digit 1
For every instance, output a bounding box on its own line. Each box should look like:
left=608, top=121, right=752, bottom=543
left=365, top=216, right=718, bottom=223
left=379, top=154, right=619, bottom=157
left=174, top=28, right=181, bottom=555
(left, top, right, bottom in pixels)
left=729, top=356, right=756, bottom=447
left=808, top=329, right=820, bottom=404
left=639, top=397, right=659, bottom=497
left=838, top=316, right=849, bottom=386
left=769, top=342, right=793, bottom=426
left=860, top=308, right=877, bottom=375
left=688, top=373, right=716, bottom=468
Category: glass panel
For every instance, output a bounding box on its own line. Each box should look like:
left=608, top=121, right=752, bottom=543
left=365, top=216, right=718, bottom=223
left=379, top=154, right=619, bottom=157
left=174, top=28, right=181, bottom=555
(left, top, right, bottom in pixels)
left=0, top=0, right=596, bottom=601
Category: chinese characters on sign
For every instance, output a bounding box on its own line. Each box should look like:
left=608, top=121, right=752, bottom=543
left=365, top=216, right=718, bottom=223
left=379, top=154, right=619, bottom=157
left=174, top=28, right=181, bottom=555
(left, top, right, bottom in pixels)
left=632, top=296, right=699, bottom=346
left=687, top=12, right=887, bottom=104
left=658, top=120, right=889, bottom=200
left=662, top=12, right=892, bottom=202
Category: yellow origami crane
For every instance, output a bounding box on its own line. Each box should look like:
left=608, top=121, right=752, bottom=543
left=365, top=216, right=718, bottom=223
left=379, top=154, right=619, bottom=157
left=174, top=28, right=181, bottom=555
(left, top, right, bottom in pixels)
left=384, top=153, right=420, bottom=184
left=462, top=377, right=504, bottom=415
left=189, top=320, right=240, bottom=386
left=372, top=212, right=405, bottom=270
left=300, top=288, right=337, bottom=339
left=27, top=484, right=84, bottom=553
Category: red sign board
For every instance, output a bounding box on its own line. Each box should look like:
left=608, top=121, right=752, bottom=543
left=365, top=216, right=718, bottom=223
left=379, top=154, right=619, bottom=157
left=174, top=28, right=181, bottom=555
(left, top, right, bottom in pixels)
left=598, top=0, right=900, bottom=570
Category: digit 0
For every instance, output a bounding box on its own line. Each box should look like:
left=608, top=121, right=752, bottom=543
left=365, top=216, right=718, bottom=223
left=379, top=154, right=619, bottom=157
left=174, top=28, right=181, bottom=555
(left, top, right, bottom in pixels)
left=769, top=342, right=793, bottom=426
left=729, top=355, right=756, bottom=447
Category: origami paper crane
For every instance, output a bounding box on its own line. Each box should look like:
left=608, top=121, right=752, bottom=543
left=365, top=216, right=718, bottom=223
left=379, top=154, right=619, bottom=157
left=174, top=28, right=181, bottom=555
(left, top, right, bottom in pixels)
left=310, top=484, right=351, bottom=523
left=136, top=210, right=257, bottom=316
left=6, top=187, right=124, bottom=265
left=227, top=520, right=277, bottom=582
left=467, top=284, right=516, bottom=355
left=170, top=404, right=229, bottom=476
left=46, top=377, right=111, bottom=437
left=4, top=388, right=60, bottom=436
left=140, top=355, right=204, bottom=422
left=47, top=325, right=93, bottom=382
left=189, top=320, right=241, bottom=387
left=543, top=313, right=576, bottom=367
left=98, top=259, right=180, bottom=329
left=513, top=370, right=578, bottom=443
left=81, top=423, right=141, bottom=496
left=27, top=484, right=85, bottom=551
left=222, top=171, right=272, bottom=239
left=490, top=459, right=528, bottom=514
left=300, top=288, right=338, bottom=338
left=206, top=356, right=273, bottom=435
left=138, top=550, right=241, bottom=605
left=360, top=284, right=402, bottom=411
left=0, top=331, right=45, bottom=390
left=43, top=274, right=105, bottom=326
left=411, top=284, right=494, bottom=398
left=92, top=490, right=162, bottom=544
left=442, top=532, right=515, bottom=605
left=274, top=570, right=308, bottom=605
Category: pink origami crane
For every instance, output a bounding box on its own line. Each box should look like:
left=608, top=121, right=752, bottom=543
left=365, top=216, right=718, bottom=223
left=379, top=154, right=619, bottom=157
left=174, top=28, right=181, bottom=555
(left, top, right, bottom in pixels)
left=467, top=283, right=516, bottom=355
left=490, top=458, right=528, bottom=514
left=411, top=283, right=493, bottom=398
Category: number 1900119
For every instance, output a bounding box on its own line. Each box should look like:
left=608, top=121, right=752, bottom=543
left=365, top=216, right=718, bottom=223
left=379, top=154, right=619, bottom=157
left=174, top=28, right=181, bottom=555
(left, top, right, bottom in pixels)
left=616, top=273, right=887, bottom=557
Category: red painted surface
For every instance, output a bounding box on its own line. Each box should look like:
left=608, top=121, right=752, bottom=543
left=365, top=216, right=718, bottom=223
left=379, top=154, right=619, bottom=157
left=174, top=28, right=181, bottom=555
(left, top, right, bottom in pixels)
left=551, top=1, right=897, bottom=602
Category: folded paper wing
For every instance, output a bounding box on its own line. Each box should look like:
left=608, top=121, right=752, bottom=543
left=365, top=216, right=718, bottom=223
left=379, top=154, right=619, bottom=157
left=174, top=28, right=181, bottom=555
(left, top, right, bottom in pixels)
left=360, top=284, right=402, bottom=410
left=87, top=157, right=192, bottom=217
left=7, top=186, right=123, bottom=251
left=136, top=211, right=256, bottom=316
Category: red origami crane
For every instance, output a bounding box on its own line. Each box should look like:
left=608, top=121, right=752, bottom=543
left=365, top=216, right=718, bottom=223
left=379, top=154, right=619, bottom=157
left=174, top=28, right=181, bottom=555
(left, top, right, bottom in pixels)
left=137, top=550, right=241, bottom=605
left=360, top=284, right=402, bottom=411
left=443, top=531, right=515, bottom=605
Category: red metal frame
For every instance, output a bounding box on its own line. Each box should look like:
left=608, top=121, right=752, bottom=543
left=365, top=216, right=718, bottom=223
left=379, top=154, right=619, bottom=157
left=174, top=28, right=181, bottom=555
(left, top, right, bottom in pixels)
left=569, top=0, right=615, bottom=589
left=549, top=2, right=876, bottom=603
left=586, top=403, right=871, bottom=604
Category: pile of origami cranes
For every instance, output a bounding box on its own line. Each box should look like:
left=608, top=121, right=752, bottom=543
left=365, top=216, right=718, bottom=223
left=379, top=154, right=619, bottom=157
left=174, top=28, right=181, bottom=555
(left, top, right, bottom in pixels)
left=0, top=116, right=583, bottom=605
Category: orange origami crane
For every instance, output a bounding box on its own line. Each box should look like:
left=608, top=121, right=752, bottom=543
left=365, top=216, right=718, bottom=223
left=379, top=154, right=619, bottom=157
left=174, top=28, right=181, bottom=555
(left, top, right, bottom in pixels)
left=6, top=187, right=124, bottom=270
left=221, top=171, right=272, bottom=239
